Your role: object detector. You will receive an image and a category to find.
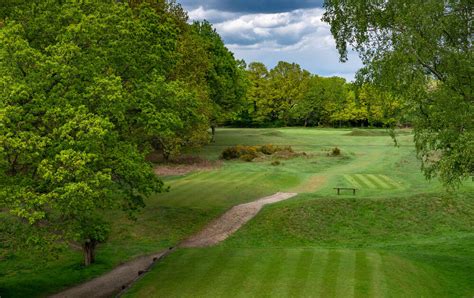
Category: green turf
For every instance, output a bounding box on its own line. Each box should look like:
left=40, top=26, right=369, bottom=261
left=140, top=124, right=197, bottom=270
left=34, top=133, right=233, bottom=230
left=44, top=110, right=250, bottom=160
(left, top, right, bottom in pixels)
left=126, top=128, right=474, bottom=298
left=124, top=247, right=466, bottom=297
left=2, top=127, right=473, bottom=297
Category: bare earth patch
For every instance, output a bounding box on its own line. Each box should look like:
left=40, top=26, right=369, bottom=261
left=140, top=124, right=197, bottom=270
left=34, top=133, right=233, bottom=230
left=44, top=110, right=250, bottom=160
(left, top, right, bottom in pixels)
left=180, top=192, right=298, bottom=247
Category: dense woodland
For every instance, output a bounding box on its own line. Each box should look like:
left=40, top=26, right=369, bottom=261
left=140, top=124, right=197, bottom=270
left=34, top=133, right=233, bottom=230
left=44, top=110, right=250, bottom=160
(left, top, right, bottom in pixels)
left=0, top=0, right=472, bottom=267
left=233, top=61, right=403, bottom=128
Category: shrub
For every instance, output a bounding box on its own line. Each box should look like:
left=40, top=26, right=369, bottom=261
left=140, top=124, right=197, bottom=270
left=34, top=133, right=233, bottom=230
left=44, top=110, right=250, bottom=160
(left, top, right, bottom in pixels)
left=331, top=147, right=341, bottom=156
left=260, top=144, right=276, bottom=155
left=222, top=145, right=259, bottom=160
left=221, top=144, right=295, bottom=161
left=221, top=146, right=240, bottom=160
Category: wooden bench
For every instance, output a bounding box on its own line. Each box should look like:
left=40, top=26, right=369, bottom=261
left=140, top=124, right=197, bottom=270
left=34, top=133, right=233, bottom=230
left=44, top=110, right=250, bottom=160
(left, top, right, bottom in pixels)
left=333, top=187, right=357, bottom=195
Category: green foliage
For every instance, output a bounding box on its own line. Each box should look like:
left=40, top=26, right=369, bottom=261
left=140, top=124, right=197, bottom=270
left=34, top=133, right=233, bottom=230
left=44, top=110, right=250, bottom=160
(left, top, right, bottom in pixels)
left=0, top=0, right=244, bottom=264
left=191, top=21, right=247, bottom=131
left=235, top=62, right=404, bottom=128
left=322, top=0, right=473, bottom=186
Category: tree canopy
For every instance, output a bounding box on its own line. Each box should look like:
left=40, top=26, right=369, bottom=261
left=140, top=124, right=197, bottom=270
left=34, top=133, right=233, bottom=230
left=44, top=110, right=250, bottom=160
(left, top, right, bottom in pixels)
left=322, top=0, right=473, bottom=186
left=0, top=0, right=245, bottom=265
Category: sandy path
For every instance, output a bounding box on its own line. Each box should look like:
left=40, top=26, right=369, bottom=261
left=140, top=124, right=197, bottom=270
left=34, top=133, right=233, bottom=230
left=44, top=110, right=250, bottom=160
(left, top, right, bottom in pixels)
left=50, top=251, right=171, bottom=298
left=180, top=192, right=298, bottom=247
left=51, top=192, right=297, bottom=297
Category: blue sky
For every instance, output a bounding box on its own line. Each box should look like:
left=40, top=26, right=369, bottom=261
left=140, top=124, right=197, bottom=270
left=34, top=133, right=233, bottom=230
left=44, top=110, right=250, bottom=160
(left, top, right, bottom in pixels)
left=176, top=0, right=362, bottom=81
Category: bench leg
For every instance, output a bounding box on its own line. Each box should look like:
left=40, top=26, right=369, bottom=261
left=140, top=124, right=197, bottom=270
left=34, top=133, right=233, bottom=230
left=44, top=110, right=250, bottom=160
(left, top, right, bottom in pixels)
left=353, top=189, right=356, bottom=195
left=337, top=188, right=340, bottom=195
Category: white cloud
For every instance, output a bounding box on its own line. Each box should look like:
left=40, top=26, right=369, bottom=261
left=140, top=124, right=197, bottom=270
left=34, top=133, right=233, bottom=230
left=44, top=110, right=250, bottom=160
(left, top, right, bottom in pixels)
left=187, top=7, right=362, bottom=81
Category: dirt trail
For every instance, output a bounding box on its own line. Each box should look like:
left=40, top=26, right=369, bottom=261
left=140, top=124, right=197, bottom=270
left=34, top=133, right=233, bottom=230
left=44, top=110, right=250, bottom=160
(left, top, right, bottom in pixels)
left=50, top=251, right=170, bottom=298
left=180, top=192, right=298, bottom=247
left=50, top=192, right=297, bottom=297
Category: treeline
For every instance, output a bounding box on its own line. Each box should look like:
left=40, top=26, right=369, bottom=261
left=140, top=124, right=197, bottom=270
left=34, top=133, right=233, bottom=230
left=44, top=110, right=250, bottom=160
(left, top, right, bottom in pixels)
left=233, top=61, right=404, bottom=128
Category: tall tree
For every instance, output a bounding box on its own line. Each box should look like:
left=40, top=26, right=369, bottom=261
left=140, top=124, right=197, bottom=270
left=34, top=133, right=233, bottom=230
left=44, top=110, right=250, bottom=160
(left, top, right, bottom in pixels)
left=192, top=21, right=247, bottom=141
left=267, top=61, right=311, bottom=125
left=0, top=0, right=211, bottom=265
left=323, top=0, right=473, bottom=186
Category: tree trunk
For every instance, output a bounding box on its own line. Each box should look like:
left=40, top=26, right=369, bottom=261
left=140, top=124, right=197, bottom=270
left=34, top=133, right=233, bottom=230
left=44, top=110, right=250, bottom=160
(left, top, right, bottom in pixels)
left=162, top=149, right=170, bottom=162
left=211, top=125, right=216, bottom=143
left=83, top=240, right=97, bottom=266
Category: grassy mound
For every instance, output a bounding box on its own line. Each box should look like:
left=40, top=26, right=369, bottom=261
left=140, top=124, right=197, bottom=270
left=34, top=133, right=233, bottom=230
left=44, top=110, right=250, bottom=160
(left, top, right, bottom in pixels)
left=224, top=193, right=474, bottom=248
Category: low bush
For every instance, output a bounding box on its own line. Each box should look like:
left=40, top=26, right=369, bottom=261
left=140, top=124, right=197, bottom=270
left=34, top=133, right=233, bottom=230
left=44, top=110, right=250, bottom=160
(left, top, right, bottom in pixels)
left=330, top=147, right=341, bottom=156
left=260, top=144, right=277, bottom=155
left=221, top=144, right=294, bottom=161
left=222, top=145, right=259, bottom=160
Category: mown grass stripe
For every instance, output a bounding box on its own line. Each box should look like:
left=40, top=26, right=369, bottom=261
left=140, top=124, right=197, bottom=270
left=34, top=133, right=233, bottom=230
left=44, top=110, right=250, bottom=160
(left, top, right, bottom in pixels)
left=354, top=251, right=371, bottom=298
left=216, top=250, right=260, bottom=297
left=368, top=252, right=386, bottom=298
left=269, top=250, right=305, bottom=297
left=255, top=250, right=288, bottom=297
left=179, top=249, right=229, bottom=297
left=379, top=175, right=401, bottom=188
left=353, top=174, right=376, bottom=189
left=356, top=174, right=378, bottom=189
left=335, top=250, right=356, bottom=298
left=305, top=250, right=329, bottom=297
left=131, top=250, right=199, bottom=297
left=350, top=174, right=369, bottom=188
left=191, top=171, right=222, bottom=181
left=344, top=174, right=362, bottom=188
left=287, top=249, right=315, bottom=297
left=218, top=171, right=252, bottom=181
left=320, top=250, right=341, bottom=297
left=206, top=173, right=267, bottom=198
left=157, top=249, right=210, bottom=297
left=366, top=174, right=391, bottom=189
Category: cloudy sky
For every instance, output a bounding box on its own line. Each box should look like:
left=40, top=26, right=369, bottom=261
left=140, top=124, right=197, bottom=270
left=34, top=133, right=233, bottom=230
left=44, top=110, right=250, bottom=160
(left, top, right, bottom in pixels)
left=176, top=0, right=362, bottom=81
